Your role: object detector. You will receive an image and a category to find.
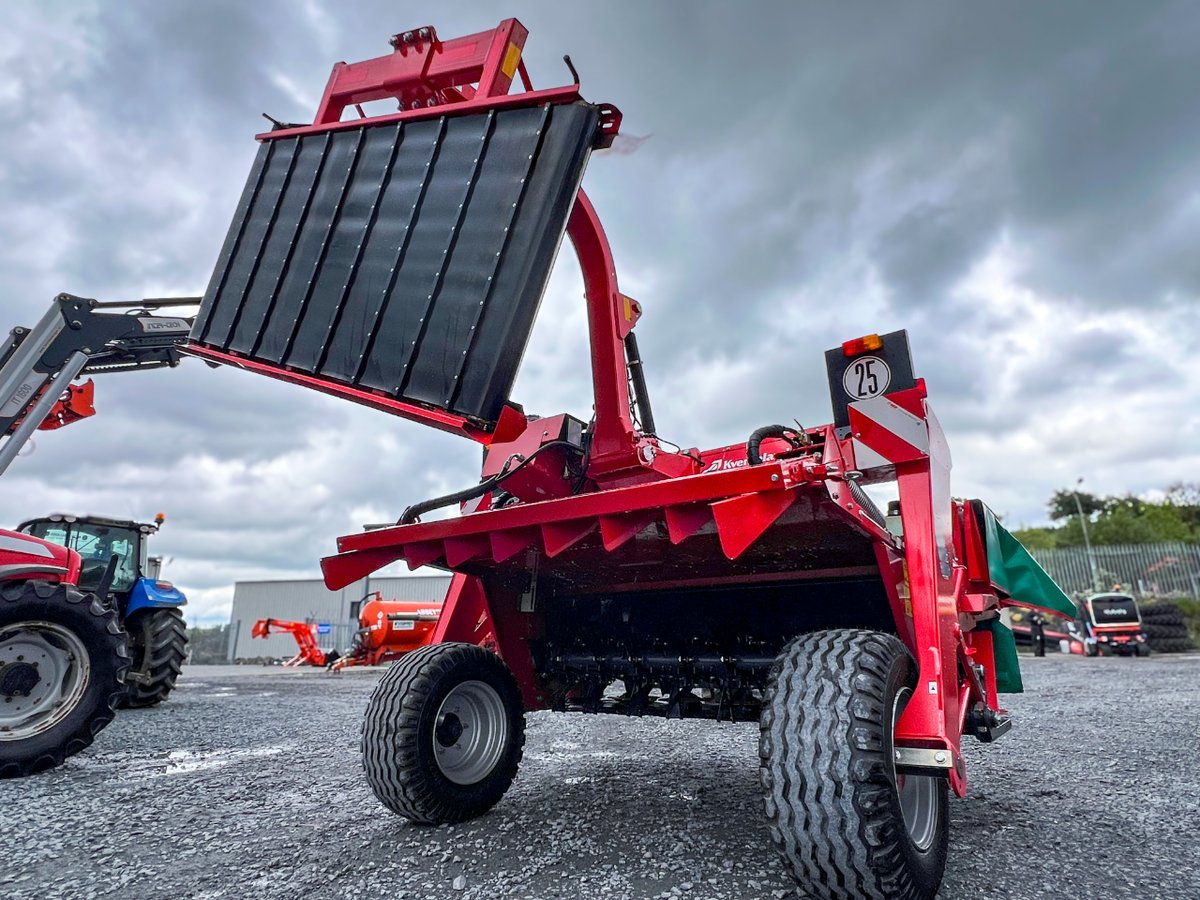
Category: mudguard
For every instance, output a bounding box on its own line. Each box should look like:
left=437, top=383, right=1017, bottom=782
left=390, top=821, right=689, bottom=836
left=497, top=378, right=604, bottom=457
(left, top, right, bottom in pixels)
left=124, top=576, right=187, bottom=617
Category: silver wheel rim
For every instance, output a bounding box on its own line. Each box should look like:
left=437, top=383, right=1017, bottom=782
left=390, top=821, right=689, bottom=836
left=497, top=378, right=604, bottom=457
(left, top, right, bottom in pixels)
left=891, top=687, right=939, bottom=852
left=433, top=679, right=508, bottom=785
left=0, top=621, right=91, bottom=741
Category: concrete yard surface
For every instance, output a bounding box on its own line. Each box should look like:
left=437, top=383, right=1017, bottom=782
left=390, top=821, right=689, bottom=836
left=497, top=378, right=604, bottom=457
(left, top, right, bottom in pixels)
left=3, top=655, right=1198, bottom=899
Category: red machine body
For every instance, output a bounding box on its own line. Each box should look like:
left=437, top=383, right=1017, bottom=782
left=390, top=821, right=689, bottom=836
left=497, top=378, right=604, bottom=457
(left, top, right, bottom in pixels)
left=251, top=618, right=330, bottom=668
left=0, top=529, right=81, bottom=586
left=354, top=593, right=442, bottom=656
left=186, top=20, right=1070, bottom=895
left=251, top=594, right=442, bottom=671
left=181, top=16, right=1041, bottom=799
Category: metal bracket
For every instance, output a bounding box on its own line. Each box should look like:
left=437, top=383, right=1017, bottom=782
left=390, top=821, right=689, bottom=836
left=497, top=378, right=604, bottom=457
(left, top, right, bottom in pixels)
left=966, top=707, right=1013, bottom=743
left=894, top=746, right=954, bottom=774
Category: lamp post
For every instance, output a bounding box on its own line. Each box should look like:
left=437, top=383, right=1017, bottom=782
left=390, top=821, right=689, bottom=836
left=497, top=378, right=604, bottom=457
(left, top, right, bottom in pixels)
left=1073, top=477, right=1101, bottom=593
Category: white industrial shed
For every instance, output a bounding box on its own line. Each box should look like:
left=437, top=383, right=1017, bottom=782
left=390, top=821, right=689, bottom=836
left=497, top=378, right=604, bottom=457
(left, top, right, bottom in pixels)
left=228, top=574, right=452, bottom=661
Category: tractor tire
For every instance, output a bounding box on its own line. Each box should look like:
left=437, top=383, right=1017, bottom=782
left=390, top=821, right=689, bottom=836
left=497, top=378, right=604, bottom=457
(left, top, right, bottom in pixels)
left=1140, top=604, right=1185, bottom=625
left=1143, top=622, right=1189, bottom=640
left=0, top=580, right=130, bottom=778
left=1149, top=637, right=1196, bottom=654
left=362, top=642, right=525, bottom=824
left=119, top=608, right=188, bottom=709
left=760, top=630, right=949, bottom=900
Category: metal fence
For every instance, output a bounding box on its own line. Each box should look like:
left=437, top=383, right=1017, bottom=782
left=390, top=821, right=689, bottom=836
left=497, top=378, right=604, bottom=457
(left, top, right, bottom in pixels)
left=1028, top=542, right=1200, bottom=599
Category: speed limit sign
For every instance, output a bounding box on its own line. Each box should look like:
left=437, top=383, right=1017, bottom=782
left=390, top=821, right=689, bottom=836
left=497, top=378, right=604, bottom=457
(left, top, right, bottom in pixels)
left=842, top=355, right=892, bottom=400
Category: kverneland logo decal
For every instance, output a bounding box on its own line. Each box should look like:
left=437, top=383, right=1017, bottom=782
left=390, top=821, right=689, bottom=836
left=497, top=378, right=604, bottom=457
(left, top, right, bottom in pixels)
left=703, top=453, right=775, bottom=474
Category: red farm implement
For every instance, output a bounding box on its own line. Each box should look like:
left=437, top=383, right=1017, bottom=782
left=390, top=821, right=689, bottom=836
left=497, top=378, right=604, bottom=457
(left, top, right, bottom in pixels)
left=251, top=618, right=331, bottom=668
left=252, top=593, right=441, bottom=670
left=183, top=18, right=1070, bottom=898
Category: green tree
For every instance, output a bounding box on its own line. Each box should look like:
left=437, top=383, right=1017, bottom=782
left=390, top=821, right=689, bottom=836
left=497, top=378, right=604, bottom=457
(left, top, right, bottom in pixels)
left=1049, top=492, right=1197, bottom=546
left=1048, top=488, right=1104, bottom=521
left=1165, top=482, right=1200, bottom=534
left=1011, top=527, right=1058, bottom=551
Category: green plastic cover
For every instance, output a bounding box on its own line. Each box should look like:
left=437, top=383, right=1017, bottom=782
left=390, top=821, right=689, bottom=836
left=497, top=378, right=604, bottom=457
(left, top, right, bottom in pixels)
left=980, top=618, right=1023, bottom=694
left=975, top=502, right=1077, bottom=619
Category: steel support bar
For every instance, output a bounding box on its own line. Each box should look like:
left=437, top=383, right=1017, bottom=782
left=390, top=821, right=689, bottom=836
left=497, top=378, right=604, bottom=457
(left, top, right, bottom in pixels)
left=0, top=304, right=65, bottom=416
left=0, top=350, right=88, bottom=476
left=567, top=189, right=640, bottom=475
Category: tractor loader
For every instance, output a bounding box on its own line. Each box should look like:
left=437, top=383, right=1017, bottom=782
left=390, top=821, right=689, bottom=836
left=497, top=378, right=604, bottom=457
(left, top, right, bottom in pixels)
left=0, top=296, right=194, bottom=776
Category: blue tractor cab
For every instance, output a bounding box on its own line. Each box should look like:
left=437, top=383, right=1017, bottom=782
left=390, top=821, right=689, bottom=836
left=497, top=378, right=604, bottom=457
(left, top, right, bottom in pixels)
left=17, top=513, right=189, bottom=706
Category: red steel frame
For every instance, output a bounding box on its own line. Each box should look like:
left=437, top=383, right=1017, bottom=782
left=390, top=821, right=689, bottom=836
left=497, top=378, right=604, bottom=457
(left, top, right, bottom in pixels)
left=190, top=19, right=1020, bottom=800
left=251, top=618, right=329, bottom=668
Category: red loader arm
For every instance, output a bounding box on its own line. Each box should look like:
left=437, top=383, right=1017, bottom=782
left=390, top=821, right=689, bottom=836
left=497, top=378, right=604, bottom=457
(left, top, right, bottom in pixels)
left=251, top=618, right=328, bottom=668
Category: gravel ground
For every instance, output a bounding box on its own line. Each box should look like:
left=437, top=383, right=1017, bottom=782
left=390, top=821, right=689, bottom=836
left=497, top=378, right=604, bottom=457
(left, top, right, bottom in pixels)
left=3, top=653, right=1198, bottom=899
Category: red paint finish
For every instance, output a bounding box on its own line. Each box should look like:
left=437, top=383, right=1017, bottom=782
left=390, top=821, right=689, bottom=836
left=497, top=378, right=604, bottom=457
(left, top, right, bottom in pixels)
left=36, top=380, right=96, bottom=432
left=181, top=344, right=511, bottom=444
left=0, top=528, right=78, bottom=585
left=313, top=20, right=528, bottom=127
left=251, top=618, right=329, bottom=667
left=197, top=19, right=1023, bottom=805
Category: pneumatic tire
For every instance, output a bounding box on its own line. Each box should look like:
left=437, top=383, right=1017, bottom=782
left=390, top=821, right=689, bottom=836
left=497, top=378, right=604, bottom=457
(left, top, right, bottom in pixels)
left=1150, top=637, right=1196, bottom=654
left=760, top=629, right=949, bottom=900
left=1140, top=604, right=1184, bottom=625
left=0, top=580, right=130, bottom=778
left=362, top=642, right=525, bottom=824
left=119, top=608, right=188, bottom=709
left=1143, top=622, right=1188, bottom=640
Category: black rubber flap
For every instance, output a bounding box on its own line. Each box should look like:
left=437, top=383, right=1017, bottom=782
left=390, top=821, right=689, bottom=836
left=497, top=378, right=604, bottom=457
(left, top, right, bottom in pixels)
left=191, top=102, right=600, bottom=426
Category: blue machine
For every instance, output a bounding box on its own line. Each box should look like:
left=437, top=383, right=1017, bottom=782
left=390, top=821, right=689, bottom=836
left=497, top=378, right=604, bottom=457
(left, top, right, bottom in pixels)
left=124, top=572, right=187, bottom=617
left=17, top=512, right=189, bottom=706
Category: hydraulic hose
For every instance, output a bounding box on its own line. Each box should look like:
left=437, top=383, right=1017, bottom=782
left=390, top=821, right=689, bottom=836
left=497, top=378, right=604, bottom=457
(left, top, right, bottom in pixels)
left=746, top=424, right=803, bottom=466
left=624, top=332, right=656, bottom=437
left=398, top=440, right=585, bottom=524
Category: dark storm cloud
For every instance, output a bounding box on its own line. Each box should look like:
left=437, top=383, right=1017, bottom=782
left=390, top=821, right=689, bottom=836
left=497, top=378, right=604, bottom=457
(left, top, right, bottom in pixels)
left=1, top=1, right=1197, bottom=619
left=874, top=198, right=1002, bottom=308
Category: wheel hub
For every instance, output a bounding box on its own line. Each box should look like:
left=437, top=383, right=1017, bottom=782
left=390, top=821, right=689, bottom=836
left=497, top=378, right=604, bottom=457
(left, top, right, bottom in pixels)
left=432, top=680, right=508, bottom=786
left=0, top=621, right=90, bottom=741
left=1, top=661, right=41, bottom=698
left=436, top=712, right=465, bottom=747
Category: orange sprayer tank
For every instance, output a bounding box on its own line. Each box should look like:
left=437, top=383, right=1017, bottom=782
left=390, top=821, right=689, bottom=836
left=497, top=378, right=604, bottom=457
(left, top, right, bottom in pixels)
left=358, top=593, right=443, bottom=655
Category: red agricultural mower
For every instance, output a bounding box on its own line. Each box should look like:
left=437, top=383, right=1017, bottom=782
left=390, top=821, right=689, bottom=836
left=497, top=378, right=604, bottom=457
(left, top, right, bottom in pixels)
left=252, top=592, right=441, bottom=670
left=178, top=19, right=1076, bottom=898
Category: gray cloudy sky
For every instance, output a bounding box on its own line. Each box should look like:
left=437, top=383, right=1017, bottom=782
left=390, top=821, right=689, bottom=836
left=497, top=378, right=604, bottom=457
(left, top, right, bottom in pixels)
left=1, top=2, right=1197, bottom=624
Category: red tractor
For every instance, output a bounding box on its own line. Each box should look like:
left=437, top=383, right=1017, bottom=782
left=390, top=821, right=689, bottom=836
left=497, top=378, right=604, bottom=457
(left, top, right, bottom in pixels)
left=179, top=20, right=1076, bottom=898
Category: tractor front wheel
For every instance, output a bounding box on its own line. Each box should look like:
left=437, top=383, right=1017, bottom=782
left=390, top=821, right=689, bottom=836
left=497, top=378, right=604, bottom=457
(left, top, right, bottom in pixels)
left=760, top=629, right=949, bottom=900
left=362, top=642, right=525, bottom=824
left=119, top=608, right=188, bottom=709
left=0, top=580, right=129, bottom=777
